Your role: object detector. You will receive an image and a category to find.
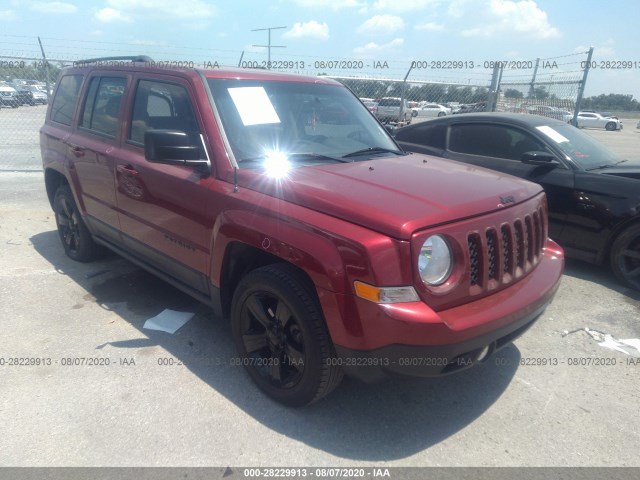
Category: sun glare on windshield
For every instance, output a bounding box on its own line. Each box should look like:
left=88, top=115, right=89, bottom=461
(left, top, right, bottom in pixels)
left=263, top=151, right=292, bottom=179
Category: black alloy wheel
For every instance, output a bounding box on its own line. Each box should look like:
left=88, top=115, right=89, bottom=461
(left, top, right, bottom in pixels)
left=611, top=224, right=640, bottom=290
left=231, top=264, right=343, bottom=406
left=54, top=185, right=103, bottom=262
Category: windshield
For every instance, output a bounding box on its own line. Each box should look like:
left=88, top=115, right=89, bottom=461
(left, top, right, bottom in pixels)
left=535, top=124, right=621, bottom=169
left=207, top=79, right=399, bottom=167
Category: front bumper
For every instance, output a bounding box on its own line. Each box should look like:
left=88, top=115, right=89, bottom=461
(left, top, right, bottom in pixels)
left=321, top=240, right=564, bottom=382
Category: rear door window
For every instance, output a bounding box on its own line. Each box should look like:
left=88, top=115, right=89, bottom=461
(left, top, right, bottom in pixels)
left=79, top=76, right=127, bottom=137
left=50, top=74, right=83, bottom=126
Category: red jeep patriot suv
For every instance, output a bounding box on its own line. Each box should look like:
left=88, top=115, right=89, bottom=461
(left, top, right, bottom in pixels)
left=41, top=56, right=563, bottom=406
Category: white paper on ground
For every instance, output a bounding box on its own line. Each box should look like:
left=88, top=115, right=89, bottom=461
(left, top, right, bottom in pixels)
left=598, top=336, right=640, bottom=357
left=143, top=309, right=194, bottom=334
left=563, top=327, right=640, bottom=357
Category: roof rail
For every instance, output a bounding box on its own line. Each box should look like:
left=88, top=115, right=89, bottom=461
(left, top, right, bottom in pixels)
left=73, top=55, right=153, bottom=65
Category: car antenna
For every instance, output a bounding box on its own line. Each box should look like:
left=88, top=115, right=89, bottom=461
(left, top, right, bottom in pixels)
left=233, top=166, right=239, bottom=192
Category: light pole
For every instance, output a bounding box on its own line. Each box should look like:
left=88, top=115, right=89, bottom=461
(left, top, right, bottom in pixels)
left=251, top=26, right=287, bottom=67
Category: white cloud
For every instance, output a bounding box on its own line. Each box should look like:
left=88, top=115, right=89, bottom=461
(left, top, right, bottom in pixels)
left=372, top=0, right=440, bottom=12
left=357, top=15, right=404, bottom=35
left=106, top=0, right=216, bottom=18
left=283, top=20, right=330, bottom=40
left=286, top=0, right=365, bottom=10
left=94, top=7, right=132, bottom=22
left=461, top=0, right=559, bottom=39
left=353, top=37, right=404, bottom=54
left=0, top=9, right=17, bottom=20
left=414, top=21, right=445, bottom=31
left=29, top=2, right=77, bottom=13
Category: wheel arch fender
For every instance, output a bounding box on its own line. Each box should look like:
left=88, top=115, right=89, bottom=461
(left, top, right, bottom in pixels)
left=210, top=209, right=356, bottom=317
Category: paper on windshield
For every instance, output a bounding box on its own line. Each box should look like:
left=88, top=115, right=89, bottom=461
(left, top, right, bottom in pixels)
left=536, top=125, right=569, bottom=144
left=228, top=86, right=281, bottom=126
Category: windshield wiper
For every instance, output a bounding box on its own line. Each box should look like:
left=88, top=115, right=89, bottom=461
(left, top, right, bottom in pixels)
left=585, top=159, right=628, bottom=171
left=342, top=146, right=406, bottom=158
left=238, top=152, right=351, bottom=164
left=288, top=152, right=352, bottom=163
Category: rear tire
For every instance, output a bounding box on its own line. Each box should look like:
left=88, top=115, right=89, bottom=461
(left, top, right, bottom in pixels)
left=610, top=224, right=640, bottom=290
left=54, top=185, right=104, bottom=262
left=231, top=264, right=343, bottom=406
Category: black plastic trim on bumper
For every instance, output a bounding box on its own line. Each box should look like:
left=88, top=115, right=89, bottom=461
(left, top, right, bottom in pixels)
left=334, top=300, right=548, bottom=383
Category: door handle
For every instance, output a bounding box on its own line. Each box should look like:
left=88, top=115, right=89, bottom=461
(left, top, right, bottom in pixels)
left=68, top=144, right=85, bottom=157
left=116, top=165, right=139, bottom=177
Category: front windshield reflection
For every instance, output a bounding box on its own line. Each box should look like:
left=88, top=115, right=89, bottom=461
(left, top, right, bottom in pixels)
left=208, top=78, right=398, bottom=167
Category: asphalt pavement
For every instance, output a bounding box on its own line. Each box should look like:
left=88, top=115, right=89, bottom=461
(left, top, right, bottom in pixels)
left=0, top=107, right=639, bottom=468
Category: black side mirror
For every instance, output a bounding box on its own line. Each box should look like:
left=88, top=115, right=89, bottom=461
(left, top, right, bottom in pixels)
left=521, top=151, right=558, bottom=165
left=144, top=129, right=209, bottom=173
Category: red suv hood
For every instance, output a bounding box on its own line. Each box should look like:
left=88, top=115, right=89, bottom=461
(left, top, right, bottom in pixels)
left=237, top=154, right=543, bottom=239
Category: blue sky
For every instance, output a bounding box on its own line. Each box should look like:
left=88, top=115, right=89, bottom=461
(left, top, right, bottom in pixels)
left=1, top=0, right=639, bottom=98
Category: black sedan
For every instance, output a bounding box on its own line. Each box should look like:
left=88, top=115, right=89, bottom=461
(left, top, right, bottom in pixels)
left=395, top=113, right=640, bottom=289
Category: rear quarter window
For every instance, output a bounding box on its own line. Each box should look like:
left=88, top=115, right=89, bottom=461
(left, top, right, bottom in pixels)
left=50, top=74, right=83, bottom=126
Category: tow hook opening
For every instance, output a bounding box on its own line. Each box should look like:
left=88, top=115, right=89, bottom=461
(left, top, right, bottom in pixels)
left=441, top=342, right=497, bottom=374
left=476, top=342, right=497, bottom=362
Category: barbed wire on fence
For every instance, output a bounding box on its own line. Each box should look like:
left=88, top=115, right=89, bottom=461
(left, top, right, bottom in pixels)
left=0, top=34, right=594, bottom=171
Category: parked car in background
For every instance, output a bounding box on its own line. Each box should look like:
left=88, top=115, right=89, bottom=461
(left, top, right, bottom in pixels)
left=581, top=110, right=618, bottom=119
left=11, top=85, right=36, bottom=105
left=40, top=58, right=563, bottom=406
left=375, top=97, right=411, bottom=123
left=395, top=113, right=640, bottom=289
left=362, top=100, right=378, bottom=115
left=525, top=105, right=573, bottom=122
left=444, top=102, right=461, bottom=113
left=36, top=84, right=53, bottom=97
left=411, top=102, right=452, bottom=118
left=454, top=102, right=487, bottom=114
left=24, top=85, right=48, bottom=104
left=577, top=112, right=623, bottom=131
left=0, top=83, right=18, bottom=107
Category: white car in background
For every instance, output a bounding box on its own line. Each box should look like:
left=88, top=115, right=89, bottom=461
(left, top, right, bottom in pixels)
left=0, top=83, right=18, bottom=107
left=577, top=111, right=623, bottom=131
left=411, top=102, right=452, bottom=117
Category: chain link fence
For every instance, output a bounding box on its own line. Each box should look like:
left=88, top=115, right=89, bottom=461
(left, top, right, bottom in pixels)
left=0, top=34, right=593, bottom=171
left=492, top=51, right=592, bottom=124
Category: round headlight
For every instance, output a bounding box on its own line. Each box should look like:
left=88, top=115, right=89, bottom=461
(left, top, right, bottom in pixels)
left=418, top=235, right=452, bottom=286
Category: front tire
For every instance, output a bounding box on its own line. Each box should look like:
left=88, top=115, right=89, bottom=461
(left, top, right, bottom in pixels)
left=605, top=122, right=616, bottom=131
left=54, top=185, right=103, bottom=262
left=610, top=224, right=640, bottom=290
left=231, top=264, right=343, bottom=406
left=437, top=111, right=445, bottom=117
